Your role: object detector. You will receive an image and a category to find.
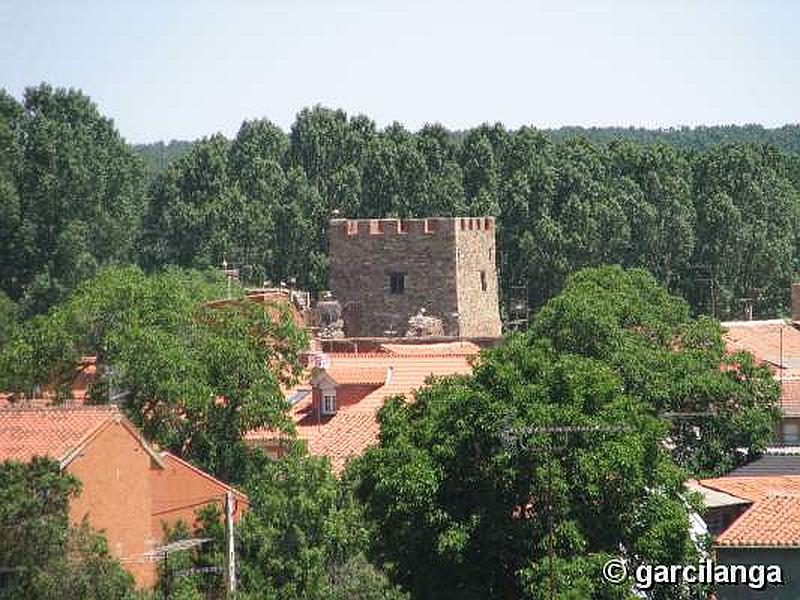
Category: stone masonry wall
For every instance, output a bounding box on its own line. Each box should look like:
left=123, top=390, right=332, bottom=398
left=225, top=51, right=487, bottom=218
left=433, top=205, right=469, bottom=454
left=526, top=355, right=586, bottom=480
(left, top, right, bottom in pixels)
left=329, top=217, right=502, bottom=338
left=329, top=218, right=460, bottom=337
left=455, top=217, right=502, bottom=337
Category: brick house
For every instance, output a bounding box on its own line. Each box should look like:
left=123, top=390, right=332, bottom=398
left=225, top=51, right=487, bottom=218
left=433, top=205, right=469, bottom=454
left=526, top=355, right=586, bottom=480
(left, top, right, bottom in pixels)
left=0, top=405, right=247, bottom=588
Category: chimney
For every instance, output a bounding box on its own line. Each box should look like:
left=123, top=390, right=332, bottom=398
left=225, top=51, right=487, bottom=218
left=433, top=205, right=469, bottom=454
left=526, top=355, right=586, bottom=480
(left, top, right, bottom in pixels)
left=793, top=284, right=800, bottom=322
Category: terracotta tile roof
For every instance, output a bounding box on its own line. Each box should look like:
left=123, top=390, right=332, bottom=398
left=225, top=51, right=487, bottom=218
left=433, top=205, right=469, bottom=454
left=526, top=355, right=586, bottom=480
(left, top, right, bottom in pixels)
left=698, top=475, right=800, bottom=502
left=722, top=321, right=800, bottom=415
left=723, top=321, right=800, bottom=373
left=323, top=365, right=388, bottom=386
left=715, top=494, right=800, bottom=547
left=0, top=405, right=121, bottom=464
left=378, top=341, right=481, bottom=356
left=246, top=352, right=475, bottom=473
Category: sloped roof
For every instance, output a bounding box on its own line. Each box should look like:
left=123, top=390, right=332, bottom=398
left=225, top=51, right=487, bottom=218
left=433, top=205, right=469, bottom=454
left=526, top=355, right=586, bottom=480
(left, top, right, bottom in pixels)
left=686, top=479, right=751, bottom=508
left=715, top=494, right=800, bottom=547
left=246, top=350, right=475, bottom=472
left=378, top=341, right=480, bottom=356
left=318, top=364, right=388, bottom=386
left=722, top=321, right=800, bottom=415
left=0, top=405, right=163, bottom=467
left=722, top=320, right=800, bottom=373
left=698, top=475, right=800, bottom=502
left=728, top=453, right=800, bottom=476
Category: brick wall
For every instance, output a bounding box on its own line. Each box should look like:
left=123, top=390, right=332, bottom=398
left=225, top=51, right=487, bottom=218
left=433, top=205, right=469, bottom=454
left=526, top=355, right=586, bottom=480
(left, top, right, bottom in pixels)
left=329, top=217, right=501, bottom=338
left=151, top=454, right=248, bottom=539
left=67, top=421, right=159, bottom=588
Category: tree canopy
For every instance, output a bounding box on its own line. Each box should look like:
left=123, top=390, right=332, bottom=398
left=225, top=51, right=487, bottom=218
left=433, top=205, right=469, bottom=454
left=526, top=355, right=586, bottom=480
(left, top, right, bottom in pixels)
left=0, top=84, right=146, bottom=315
left=531, top=266, right=781, bottom=476
left=354, top=337, right=698, bottom=599
left=0, top=457, right=136, bottom=599
left=2, top=86, right=800, bottom=321
left=353, top=266, right=780, bottom=599
left=0, top=265, right=307, bottom=483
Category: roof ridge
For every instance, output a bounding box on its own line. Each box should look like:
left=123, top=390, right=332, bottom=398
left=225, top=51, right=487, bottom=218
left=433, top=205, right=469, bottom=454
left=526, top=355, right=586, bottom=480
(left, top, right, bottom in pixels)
left=763, top=492, right=800, bottom=499
left=0, top=403, right=119, bottom=412
left=159, top=451, right=248, bottom=500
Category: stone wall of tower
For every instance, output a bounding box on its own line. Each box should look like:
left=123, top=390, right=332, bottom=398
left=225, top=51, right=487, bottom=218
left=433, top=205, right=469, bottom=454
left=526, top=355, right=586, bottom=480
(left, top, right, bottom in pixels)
left=455, top=217, right=502, bottom=338
left=328, top=217, right=502, bottom=338
left=329, top=218, right=460, bottom=337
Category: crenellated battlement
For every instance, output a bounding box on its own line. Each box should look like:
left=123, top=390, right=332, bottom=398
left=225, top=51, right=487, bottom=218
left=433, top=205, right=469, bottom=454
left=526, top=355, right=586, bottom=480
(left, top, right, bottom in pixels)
left=330, top=217, right=494, bottom=239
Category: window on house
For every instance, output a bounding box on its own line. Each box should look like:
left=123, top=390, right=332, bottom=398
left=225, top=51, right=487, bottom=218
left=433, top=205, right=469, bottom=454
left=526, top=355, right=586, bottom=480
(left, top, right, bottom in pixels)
left=322, top=391, right=337, bottom=415
left=389, top=272, right=405, bottom=294
left=783, top=422, right=799, bottom=445
left=480, top=270, right=487, bottom=292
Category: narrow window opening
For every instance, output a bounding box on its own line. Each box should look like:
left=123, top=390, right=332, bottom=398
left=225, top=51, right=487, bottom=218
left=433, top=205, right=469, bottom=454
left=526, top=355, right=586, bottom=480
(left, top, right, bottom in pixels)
left=480, top=270, right=487, bottom=292
left=390, top=272, right=406, bottom=294
left=322, top=391, right=337, bottom=415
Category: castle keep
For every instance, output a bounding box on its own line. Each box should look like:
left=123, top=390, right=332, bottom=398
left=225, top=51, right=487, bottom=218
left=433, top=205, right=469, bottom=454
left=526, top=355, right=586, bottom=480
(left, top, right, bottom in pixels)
left=328, top=217, right=502, bottom=339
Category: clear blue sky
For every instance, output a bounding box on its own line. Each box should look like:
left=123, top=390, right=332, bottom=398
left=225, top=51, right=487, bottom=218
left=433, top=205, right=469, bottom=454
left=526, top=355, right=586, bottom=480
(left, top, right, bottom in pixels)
left=1, top=0, right=797, bottom=143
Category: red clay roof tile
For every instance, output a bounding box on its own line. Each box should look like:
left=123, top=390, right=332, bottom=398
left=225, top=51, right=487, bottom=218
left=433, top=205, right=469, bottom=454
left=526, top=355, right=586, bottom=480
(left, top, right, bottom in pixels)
left=723, top=321, right=800, bottom=415
left=0, top=405, right=121, bottom=463
left=698, top=475, right=800, bottom=502
left=715, top=494, right=800, bottom=547
left=378, top=341, right=480, bottom=356
left=246, top=351, right=475, bottom=472
left=322, top=365, right=387, bottom=386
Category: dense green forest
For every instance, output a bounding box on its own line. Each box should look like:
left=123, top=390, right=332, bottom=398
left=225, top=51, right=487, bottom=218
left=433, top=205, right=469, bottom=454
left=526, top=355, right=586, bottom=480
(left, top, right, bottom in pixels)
left=137, top=124, right=800, bottom=175
left=2, top=84, right=800, bottom=324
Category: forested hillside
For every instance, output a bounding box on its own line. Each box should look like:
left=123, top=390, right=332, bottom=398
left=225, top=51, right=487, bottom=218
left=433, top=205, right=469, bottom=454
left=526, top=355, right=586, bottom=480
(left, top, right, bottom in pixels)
left=545, top=123, right=800, bottom=152
left=137, top=124, right=800, bottom=177
left=2, top=84, right=800, bottom=323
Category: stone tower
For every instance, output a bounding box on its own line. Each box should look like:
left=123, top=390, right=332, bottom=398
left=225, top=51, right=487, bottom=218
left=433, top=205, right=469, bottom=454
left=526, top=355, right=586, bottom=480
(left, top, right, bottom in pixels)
left=328, top=217, right=502, bottom=338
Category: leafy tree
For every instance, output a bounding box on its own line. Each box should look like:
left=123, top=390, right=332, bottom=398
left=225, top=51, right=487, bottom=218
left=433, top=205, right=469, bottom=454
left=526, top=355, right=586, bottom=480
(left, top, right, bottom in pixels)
left=606, top=141, right=696, bottom=289
left=531, top=265, right=781, bottom=476
left=135, top=140, right=196, bottom=179
left=152, top=507, right=225, bottom=600
left=354, top=335, right=699, bottom=599
left=0, top=457, right=136, bottom=599
left=139, top=134, right=234, bottom=270
left=237, top=444, right=403, bottom=599
left=544, top=123, right=800, bottom=154
left=0, top=84, right=146, bottom=314
left=689, top=144, right=799, bottom=318
left=0, top=266, right=307, bottom=483
left=0, top=291, right=18, bottom=349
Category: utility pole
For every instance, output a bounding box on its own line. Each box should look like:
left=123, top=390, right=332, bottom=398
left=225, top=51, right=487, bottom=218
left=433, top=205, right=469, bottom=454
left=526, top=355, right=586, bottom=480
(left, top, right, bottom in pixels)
left=226, top=491, right=237, bottom=594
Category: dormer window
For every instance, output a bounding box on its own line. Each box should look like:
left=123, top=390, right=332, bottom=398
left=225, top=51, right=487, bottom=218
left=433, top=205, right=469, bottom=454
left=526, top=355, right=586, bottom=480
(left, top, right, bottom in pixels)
left=321, top=390, right=337, bottom=416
